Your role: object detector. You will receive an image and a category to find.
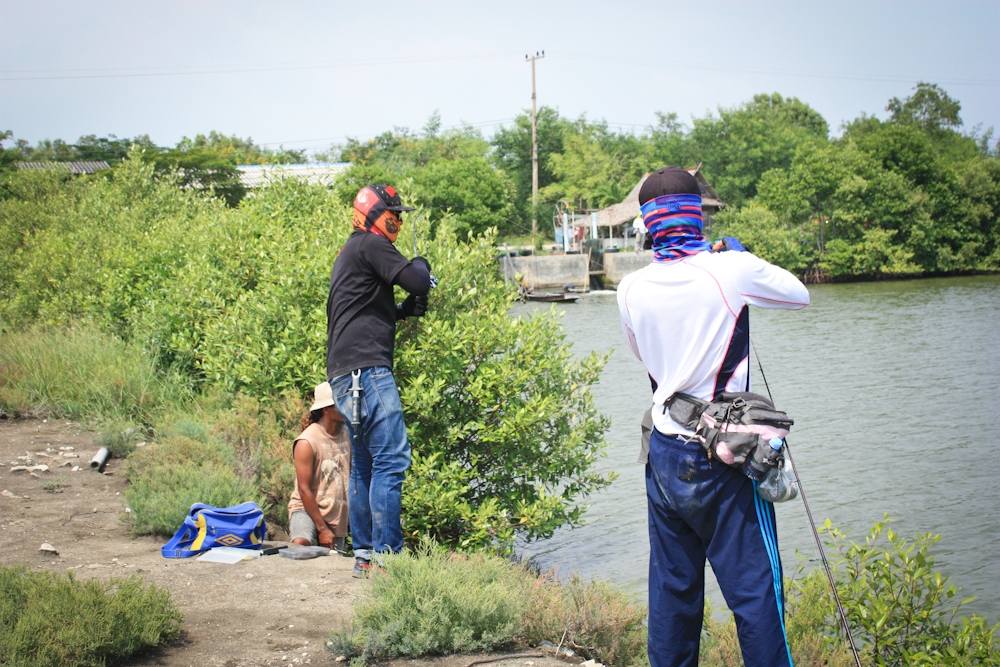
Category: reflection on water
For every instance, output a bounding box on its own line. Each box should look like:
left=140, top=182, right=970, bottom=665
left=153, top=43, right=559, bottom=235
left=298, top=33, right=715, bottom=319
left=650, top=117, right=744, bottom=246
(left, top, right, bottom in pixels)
left=515, top=275, right=1000, bottom=622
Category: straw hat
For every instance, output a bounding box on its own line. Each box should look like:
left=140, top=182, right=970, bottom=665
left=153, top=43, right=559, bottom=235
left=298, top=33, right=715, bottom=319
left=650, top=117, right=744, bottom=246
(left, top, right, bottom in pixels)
left=309, top=382, right=336, bottom=412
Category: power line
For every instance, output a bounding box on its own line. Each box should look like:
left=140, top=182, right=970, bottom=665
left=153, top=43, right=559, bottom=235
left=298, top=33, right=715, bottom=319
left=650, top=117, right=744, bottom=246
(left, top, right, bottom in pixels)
left=8, top=49, right=994, bottom=88
left=558, top=52, right=1000, bottom=88
left=255, top=118, right=516, bottom=148
left=689, top=63, right=1000, bottom=88
left=0, top=53, right=512, bottom=82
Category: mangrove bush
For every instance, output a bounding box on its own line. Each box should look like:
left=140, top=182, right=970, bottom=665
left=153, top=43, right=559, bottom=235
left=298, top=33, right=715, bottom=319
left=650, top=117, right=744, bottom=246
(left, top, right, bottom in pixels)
left=0, top=157, right=611, bottom=550
left=0, top=566, right=182, bottom=667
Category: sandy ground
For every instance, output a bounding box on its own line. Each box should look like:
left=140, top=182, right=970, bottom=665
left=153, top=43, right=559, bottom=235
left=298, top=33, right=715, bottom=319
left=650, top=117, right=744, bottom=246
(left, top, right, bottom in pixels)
left=0, top=418, right=573, bottom=667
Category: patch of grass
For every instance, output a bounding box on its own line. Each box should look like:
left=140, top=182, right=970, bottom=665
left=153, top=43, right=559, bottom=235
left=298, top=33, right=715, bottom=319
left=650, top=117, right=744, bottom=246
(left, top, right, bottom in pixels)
left=0, top=566, right=182, bottom=667
left=156, top=413, right=212, bottom=442
left=331, top=543, right=649, bottom=666
left=124, top=435, right=261, bottom=536
left=41, top=481, right=68, bottom=494
left=0, top=325, right=190, bottom=426
left=334, top=545, right=533, bottom=662
left=523, top=576, right=648, bottom=666
left=97, top=420, right=147, bottom=458
left=209, top=392, right=303, bottom=531
left=128, top=392, right=303, bottom=534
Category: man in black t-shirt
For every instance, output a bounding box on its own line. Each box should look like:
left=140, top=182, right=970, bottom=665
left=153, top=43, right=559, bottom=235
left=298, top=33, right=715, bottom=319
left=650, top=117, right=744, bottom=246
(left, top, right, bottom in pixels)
left=326, top=183, right=432, bottom=578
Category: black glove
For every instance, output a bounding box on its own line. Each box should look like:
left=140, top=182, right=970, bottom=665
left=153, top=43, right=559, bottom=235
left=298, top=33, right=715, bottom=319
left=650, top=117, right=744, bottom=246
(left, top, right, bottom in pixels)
left=396, top=293, right=428, bottom=320
left=712, top=236, right=747, bottom=252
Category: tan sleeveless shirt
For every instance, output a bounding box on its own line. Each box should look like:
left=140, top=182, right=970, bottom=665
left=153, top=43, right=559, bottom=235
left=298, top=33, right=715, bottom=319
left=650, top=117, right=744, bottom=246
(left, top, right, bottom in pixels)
left=287, top=422, right=350, bottom=535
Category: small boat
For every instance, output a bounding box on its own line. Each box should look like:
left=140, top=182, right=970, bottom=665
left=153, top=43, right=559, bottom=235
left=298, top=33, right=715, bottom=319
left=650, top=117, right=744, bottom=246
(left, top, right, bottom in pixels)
left=524, top=291, right=580, bottom=303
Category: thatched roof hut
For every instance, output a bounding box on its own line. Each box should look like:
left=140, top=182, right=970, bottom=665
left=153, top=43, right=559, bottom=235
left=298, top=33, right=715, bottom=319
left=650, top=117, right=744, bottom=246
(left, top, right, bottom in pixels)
left=572, top=166, right=725, bottom=230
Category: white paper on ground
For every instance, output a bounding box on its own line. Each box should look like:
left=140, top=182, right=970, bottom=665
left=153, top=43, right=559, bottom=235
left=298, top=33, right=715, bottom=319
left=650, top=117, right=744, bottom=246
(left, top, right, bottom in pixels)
left=196, top=546, right=261, bottom=564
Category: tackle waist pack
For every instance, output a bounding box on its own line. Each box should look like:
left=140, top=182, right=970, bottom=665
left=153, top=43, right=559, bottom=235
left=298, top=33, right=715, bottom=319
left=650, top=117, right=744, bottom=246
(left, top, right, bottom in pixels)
left=161, top=502, right=266, bottom=559
left=665, top=391, right=793, bottom=477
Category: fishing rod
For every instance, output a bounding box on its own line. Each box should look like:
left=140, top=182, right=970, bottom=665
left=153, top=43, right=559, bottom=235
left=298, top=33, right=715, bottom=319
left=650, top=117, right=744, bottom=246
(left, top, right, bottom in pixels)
left=411, top=209, right=420, bottom=258
left=409, top=210, right=439, bottom=289
left=750, top=341, right=864, bottom=667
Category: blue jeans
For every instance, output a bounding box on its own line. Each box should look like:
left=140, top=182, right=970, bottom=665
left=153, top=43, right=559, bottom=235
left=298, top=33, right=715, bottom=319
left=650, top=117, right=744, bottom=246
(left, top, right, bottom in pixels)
left=330, top=366, right=411, bottom=562
left=646, top=430, right=792, bottom=667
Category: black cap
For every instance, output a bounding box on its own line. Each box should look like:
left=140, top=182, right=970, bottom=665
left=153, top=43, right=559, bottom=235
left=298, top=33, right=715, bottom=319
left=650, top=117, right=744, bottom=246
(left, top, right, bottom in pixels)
left=638, top=167, right=700, bottom=205
left=370, top=183, right=415, bottom=212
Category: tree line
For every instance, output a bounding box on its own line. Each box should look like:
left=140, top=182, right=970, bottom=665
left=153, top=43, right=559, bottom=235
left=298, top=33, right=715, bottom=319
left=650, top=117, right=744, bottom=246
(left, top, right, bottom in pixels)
left=3, top=82, right=998, bottom=278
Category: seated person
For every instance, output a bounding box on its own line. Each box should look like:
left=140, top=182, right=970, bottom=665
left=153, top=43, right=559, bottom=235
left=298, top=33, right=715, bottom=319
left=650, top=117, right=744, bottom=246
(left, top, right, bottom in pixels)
left=287, top=382, right=351, bottom=553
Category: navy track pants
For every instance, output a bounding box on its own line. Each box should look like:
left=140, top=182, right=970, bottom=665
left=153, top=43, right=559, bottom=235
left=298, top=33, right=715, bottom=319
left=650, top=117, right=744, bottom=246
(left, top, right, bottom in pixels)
left=646, top=429, right=793, bottom=667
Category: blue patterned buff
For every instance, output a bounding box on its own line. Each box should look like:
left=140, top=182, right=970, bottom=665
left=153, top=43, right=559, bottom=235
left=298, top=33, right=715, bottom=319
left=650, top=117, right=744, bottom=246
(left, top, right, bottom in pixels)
left=640, top=193, right=712, bottom=262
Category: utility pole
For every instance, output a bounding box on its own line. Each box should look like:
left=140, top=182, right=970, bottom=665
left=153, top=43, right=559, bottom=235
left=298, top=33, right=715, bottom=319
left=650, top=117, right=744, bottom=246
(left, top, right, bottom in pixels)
left=525, top=50, right=545, bottom=246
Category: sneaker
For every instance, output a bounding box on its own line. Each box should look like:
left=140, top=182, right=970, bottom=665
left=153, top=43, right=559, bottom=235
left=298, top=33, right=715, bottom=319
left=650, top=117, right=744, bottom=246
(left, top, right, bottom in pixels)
left=334, top=536, right=351, bottom=557
left=352, top=558, right=371, bottom=578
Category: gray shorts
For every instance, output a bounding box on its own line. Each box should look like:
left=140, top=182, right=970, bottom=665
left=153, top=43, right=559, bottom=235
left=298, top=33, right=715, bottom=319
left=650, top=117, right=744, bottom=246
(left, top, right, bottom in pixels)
left=288, top=511, right=321, bottom=545
left=288, top=511, right=350, bottom=555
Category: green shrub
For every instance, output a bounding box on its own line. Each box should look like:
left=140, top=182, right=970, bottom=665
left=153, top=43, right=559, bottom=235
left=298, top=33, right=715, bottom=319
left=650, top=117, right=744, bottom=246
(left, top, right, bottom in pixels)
left=700, top=518, right=999, bottom=666
left=125, top=435, right=261, bottom=536
left=0, top=325, right=190, bottom=424
left=208, top=392, right=304, bottom=531
left=409, top=155, right=518, bottom=239
left=827, top=516, right=999, bottom=666
left=97, top=421, right=147, bottom=458
left=0, top=159, right=217, bottom=332
left=521, top=576, right=648, bottom=666
left=710, top=201, right=814, bottom=274
left=0, top=157, right=612, bottom=553
left=332, top=543, right=648, bottom=666
left=396, top=222, right=611, bottom=549
left=338, top=545, right=533, bottom=661
left=0, top=566, right=182, bottom=667
left=0, top=170, right=74, bottom=295
left=819, top=229, right=921, bottom=279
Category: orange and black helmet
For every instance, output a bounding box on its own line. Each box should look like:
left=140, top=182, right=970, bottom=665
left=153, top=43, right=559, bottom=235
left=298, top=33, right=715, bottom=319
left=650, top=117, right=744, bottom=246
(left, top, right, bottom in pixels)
left=352, top=184, right=414, bottom=243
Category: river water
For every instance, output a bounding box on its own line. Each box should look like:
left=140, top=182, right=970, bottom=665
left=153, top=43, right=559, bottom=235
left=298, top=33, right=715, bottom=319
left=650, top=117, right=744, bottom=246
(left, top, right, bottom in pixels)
left=515, top=275, right=1000, bottom=622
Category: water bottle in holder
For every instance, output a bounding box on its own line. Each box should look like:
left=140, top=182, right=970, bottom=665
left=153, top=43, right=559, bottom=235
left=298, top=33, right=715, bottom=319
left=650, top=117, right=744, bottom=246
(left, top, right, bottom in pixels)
left=742, top=434, right=778, bottom=481
left=756, top=437, right=799, bottom=503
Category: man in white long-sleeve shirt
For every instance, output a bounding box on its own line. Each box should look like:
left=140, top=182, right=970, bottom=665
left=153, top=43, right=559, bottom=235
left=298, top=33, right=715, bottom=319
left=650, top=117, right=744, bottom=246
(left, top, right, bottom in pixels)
left=617, top=167, right=809, bottom=667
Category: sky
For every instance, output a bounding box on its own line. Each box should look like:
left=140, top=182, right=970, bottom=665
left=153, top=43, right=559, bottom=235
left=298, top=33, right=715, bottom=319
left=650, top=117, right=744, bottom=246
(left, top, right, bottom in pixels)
left=2, top=0, right=998, bottom=154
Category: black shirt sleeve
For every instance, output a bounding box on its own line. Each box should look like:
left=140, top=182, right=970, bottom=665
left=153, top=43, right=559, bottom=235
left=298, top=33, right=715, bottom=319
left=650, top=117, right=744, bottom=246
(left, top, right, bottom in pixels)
left=363, top=235, right=411, bottom=286
left=395, top=262, right=431, bottom=296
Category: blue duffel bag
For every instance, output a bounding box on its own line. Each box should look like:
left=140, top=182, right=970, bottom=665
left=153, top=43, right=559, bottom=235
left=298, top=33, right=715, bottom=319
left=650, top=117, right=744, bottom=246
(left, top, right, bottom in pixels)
left=161, top=502, right=266, bottom=558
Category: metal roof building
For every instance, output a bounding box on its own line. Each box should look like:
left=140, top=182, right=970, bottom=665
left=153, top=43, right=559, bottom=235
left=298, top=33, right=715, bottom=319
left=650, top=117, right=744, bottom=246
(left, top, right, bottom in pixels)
left=237, top=162, right=351, bottom=189
left=15, top=160, right=111, bottom=174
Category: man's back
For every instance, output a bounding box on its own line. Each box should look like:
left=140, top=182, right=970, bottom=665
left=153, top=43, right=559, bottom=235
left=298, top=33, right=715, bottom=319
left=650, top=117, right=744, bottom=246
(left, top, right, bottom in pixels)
left=326, top=231, right=409, bottom=380
left=618, top=250, right=809, bottom=436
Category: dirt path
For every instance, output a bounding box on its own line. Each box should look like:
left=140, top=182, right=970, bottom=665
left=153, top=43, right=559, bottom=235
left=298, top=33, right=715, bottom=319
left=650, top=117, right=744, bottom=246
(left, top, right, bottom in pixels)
left=0, top=418, right=573, bottom=667
left=0, top=417, right=358, bottom=666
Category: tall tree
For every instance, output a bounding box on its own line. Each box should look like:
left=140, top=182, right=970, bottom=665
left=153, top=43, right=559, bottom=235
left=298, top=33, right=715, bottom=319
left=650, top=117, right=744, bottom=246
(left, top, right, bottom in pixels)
left=647, top=112, right=696, bottom=169
left=340, top=122, right=488, bottom=170
left=887, top=82, right=963, bottom=134
left=174, top=131, right=305, bottom=164
left=689, top=93, right=829, bottom=206
left=0, top=131, right=17, bottom=171
left=146, top=144, right=246, bottom=206
left=74, top=134, right=154, bottom=163
left=411, top=155, right=517, bottom=238
left=491, top=107, right=572, bottom=221
left=541, top=119, right=649, bottom=210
